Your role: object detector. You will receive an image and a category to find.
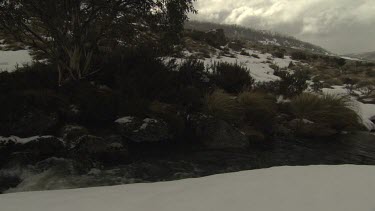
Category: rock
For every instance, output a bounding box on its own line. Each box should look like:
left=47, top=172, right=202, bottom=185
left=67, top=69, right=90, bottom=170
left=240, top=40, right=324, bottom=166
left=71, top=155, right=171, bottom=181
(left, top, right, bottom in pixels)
left=240, top=126, right=266, bottom=143
left=0, top=136, right=65, bottom=166
left=288, top=118, right=314, bottom=128
left=115, top=117, right=171, bottom=143
left=20, top=136, right=65, bottom=157
left=288, top=119, right=337, bottom=138
left=0, top=174, right=21, bottom=194
left=187, top=114, right=249, bottom=149
left=61, top=125, right=89, bottom=148
left=72, top=135, right=128, bottom=165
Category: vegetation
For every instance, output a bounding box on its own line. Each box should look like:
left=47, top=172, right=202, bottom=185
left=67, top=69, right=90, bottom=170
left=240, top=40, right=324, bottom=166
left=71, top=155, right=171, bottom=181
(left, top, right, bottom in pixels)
left=238, top=91, right=277, bottom=132
left=0, top=0, right=196, bottom=84
left=210, top=62, right=254, bottom=94
left=203, top=89, right=242, bottom=122
left=290, top=93, right=361, bottom=131
left=274, top=69, right=310, bottom=97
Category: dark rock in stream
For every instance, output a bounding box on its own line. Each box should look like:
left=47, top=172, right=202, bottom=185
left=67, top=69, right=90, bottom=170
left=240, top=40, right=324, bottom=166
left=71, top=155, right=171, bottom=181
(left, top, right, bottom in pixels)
left=71, top=135, right=129, bottom=165
left=116, top=117, right=172, bottom=143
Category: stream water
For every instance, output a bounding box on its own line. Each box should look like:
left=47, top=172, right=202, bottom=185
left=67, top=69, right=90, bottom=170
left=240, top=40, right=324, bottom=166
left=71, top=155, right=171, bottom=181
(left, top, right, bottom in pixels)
left=1, top=132, right=374, bottom=194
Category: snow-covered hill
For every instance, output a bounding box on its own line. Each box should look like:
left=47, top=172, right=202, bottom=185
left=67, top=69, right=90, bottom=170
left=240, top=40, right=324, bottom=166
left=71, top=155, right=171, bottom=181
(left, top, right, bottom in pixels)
left=344, top=51, right=375, bottom=62
left=186, top=21, right=331, bottom=55
left=1, top=165, right=375, bottom=211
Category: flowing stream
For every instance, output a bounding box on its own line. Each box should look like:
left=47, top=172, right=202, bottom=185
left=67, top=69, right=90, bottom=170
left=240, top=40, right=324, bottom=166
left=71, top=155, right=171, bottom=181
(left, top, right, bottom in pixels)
left=1, top=132, right=374, bottom=194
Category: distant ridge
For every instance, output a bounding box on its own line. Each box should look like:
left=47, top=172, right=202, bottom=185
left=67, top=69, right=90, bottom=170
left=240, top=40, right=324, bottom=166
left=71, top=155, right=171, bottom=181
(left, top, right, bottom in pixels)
left=344, top=51, right=375, bottom=62
left=185, top=21, right=331, bottom=55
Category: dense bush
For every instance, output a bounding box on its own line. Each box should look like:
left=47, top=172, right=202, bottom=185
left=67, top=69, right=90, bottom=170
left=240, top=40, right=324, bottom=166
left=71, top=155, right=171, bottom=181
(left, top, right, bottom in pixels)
left=238, top=91, right=277, bottom=132
left=203, top=89, right=242, bottom=122
left=61, top=81, right=117, bottom=126
left=0, top=89, right=67, bottom=135
left=178, top=59, right=208, bottom=88
left=274, top=69, right=310, bottom=97
left=210, top=62, right=254, bottom=93
left=272, top=51, right=284, bottom=59
left=291, top=51, right=308, bottom=60
left=0, top=63, right=58, bottom=92
left=290, top=93, right=361, bottom=131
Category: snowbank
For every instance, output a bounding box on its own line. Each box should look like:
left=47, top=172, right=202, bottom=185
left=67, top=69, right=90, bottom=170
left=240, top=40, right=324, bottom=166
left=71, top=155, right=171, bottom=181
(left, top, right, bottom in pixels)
left=322, top=86, right=375, bottom=130
left=1, top=165, right=375, bottom=211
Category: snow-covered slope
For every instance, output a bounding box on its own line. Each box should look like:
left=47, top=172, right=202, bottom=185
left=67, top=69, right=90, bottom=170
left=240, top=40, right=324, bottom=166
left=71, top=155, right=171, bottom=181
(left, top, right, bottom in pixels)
left=176, top=49, right=300, bottom=82
left=323, top=86, right=375, bottom=131
left=1, top=165, right=375, bottom=211
left=186, top=21, right=331, bottom=55
left=344, top=51, right=375, bottom=62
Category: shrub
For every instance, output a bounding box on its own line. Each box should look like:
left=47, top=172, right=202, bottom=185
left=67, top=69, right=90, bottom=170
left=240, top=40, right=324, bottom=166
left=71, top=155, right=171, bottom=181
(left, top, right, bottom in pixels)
left=62, top=81, right=117, bottom=126
left=253, top=81, right=281, bottom=94
left=290, top=93, right=361, bottom=131
left=240, top=50, right=250, bottom=56
left=291, top=51, right=308, bottom=60
left=210, top=62, right=254, bottom=93
left=366, top=69, right=375, bottom=77
left=311, top=77, right=323, bottom=93
left=178, top=59, right=207, bottom=88
left=274, top=69, right=310, bottom=97
left=0, top=89, right=67, bottom=135
left=269, top=63, right=279, bottom=71
left=238, top=91, right=277, bottom=131
left=272, top=51, right=284, bottom=59
left=0, top=63, right=58, bottom=92
left=203, top=89, right=242, bottom=122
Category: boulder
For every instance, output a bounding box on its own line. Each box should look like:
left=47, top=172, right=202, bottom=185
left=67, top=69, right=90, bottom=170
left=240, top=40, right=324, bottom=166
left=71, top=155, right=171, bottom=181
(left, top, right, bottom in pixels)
left=0, top=136, right=65, bottom=166
left=240, top=126, right=266, bottom=143
left=61, top=125, right=89, bottom=148
left=72, top=135, right=128, bottom=165
left=20, top=136, right=65, bottom=157
left=115, top=117, right=171, bottom=143
left=288, top=119, right=337, bottom=138
left=187, top=114, right=249, bottom=149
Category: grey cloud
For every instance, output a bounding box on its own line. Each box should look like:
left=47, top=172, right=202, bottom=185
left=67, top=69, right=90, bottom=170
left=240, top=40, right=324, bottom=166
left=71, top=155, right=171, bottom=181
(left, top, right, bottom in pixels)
left=190, top=0, right=375, bottom=54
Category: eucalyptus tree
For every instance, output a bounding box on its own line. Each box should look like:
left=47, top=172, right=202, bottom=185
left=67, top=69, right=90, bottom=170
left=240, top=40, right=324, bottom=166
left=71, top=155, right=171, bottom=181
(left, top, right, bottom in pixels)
left=0, top=0, right=195, bottom=84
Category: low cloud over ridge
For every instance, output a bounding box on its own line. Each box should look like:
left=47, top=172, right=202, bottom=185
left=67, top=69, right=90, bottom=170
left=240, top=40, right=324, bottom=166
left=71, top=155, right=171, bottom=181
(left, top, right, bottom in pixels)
left=190, top=0, right=375, bottom=54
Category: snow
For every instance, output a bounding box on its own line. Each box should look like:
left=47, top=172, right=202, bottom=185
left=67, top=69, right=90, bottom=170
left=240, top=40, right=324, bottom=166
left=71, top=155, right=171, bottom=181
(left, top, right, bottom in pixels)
left=322, top=86, right=375, bottom=130
left=1, top=165, right=375, bottom=211
left=177, top=49, right=299, bottom=82
left=341, top=56, right=362, bottom=61
left=0, top=50, right=33, bottom=71
left=115, top=116, right=134, bottom=124
left=0, top=136, right=56, bottom=145
left=140, top=118, right=158, bottom=130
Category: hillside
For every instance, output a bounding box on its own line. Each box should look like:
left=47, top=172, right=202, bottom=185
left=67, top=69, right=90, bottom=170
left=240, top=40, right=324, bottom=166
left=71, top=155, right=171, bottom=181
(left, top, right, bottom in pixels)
left=344, top=51, right=375, bottom=62
left=185, top=21, right=331, bottom=55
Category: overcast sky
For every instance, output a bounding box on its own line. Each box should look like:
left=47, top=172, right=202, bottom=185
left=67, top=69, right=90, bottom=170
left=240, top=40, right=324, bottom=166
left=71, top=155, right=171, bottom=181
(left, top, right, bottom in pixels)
left=190, top=0, right=375, bottom=54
